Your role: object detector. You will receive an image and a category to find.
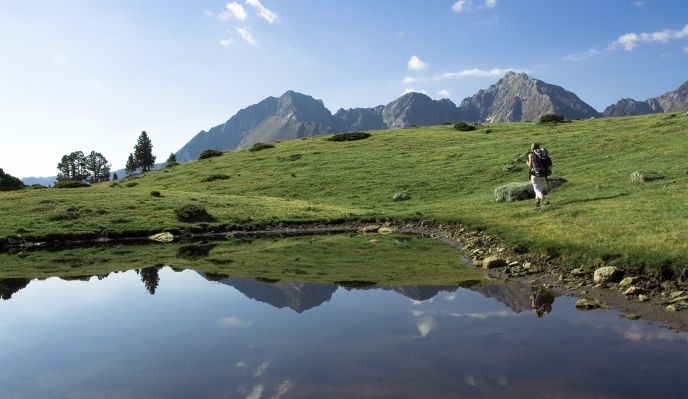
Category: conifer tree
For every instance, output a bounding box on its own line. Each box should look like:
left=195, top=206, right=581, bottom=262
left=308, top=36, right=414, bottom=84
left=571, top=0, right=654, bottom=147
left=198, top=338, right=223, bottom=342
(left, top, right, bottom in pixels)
left=125, top=153, right=137, bottom=175
left=133, top=131, right=156, bottom=172
left=165, top=152, right=178, bottom=167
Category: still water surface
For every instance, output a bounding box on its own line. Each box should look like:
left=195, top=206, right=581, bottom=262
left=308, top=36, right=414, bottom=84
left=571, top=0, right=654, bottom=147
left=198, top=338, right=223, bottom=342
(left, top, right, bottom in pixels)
left=0, top=267, right=687, bottom=398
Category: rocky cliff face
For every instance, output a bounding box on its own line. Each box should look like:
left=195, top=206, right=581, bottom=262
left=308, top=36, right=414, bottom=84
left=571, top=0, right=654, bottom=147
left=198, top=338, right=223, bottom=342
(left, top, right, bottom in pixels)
left=381, top=93, right=460, bottom=128
left=456, top=72, right=600, bottom=122
left=603, top=81, right=688, bottom=117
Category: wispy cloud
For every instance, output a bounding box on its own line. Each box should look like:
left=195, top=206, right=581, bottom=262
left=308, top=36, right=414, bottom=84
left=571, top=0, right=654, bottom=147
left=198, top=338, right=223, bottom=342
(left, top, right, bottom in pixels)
left=246, top=0, right=279, bottom=24
left=221, top=2, right=248, bottom=21
left=416, top=315, right=436, bottom=337
left=401, top=76, right=418, bottom=84
left=464, top=374, right=478, bottom=386
left=236, top=27, right=258, bottom=45
left=219, top=38, right=235, bottom=47
left=562, top=48, right=600, bottom=62
left=631, top=0, right=645, bottom=6
left=407, top=55, right=429, bottom=71
left=438, top=67, right=522, bottom=79
left=254, top=360, right=271, bottom=378
left=485, top=0, right=497, bottom=8
left=246, top=385, right=264, bottom=399
left=268, top=380, right=294, bottom=399
left=610, top=24, right=688, bottom=51
left=236, top=360, right=248, bottom=368
left=452, top=0, right=471, bottom=13
left=447, top=310, right=511, bottom=319
left=219, top=316, right=250, bottom=327
left=437, top=89, right=451, bottom=98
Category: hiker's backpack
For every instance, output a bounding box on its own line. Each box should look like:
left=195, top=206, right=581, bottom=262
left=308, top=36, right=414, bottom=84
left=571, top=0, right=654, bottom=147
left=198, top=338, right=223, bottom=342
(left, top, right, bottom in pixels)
left=531, top=148, right=553, bottom=177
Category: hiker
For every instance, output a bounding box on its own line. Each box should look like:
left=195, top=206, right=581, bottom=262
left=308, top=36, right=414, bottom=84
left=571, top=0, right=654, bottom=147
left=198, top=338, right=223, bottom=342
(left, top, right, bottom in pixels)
left=527, top=142, right=552, bottom=209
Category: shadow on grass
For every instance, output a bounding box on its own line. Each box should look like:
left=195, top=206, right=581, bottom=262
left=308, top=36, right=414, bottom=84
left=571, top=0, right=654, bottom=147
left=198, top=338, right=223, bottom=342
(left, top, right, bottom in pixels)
left=556, top=193, right=629, bottom=205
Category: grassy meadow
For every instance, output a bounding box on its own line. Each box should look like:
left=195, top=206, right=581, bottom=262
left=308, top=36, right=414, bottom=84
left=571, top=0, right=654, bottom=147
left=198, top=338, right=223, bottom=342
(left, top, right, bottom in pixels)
left=1, top=112, right=687, bottom=272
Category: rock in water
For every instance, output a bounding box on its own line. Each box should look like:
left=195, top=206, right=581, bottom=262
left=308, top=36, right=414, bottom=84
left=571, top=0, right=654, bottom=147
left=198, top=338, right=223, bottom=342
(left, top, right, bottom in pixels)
left=593, top=266, right=623, bottom=283
left=149, top=232, right=174, bottom=243
left=576, top=298, right=601, bottom=310
left=483, top=256, right=507, bottom=269
left=378, top=227, right=394, bottom=235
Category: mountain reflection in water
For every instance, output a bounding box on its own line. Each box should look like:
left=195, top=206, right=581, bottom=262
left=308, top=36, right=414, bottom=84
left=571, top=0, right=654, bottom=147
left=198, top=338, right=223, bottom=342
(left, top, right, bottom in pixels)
left=0, top=267, right=685, bottom=399
left=1, top=267, right=552, bottom=317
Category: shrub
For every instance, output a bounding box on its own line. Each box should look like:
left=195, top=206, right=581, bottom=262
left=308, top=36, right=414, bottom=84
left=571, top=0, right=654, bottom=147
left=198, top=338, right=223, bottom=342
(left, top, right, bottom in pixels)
left=30, top=184, right=47, bottom=189
left=539, top=114, right=566, bottom=124
left=125, top=182, right=138, bottom=187
left=174, top=203, right=215, bottom=222
left=201, top=174, right=230, bottom=182
left=453, top=122, right=476, bottom=131
left=54, top=180, right=90, bottom=189
left=249, top=143, right=275, bottom=152
left=198, top=149, right=224, bottom=160
left=150, top=190, right=161, bottom=197
left=48, top=208, right=81, bottom=221
left=328, top=132, right=371, bottom=142
left=484, top=129, right=493, bottom=134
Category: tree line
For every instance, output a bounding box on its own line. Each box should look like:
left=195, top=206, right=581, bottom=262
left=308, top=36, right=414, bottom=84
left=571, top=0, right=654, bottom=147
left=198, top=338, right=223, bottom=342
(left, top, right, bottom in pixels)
left=57, top=131, right=157, bottom=184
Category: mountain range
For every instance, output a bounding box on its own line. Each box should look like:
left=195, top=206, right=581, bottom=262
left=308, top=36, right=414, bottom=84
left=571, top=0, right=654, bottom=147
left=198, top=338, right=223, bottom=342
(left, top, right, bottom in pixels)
left=21, top=73, right=687, bottom=180
left=174, top=73, right=687, bottom=162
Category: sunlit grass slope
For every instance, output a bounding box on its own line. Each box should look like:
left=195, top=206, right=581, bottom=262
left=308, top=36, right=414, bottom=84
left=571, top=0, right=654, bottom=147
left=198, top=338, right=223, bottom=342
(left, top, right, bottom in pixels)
left=1, top=112, right=686, bottom=271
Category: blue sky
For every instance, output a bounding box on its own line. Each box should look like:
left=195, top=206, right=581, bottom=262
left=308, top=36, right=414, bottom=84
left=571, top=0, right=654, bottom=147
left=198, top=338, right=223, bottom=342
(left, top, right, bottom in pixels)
left=1, top=0, right=686, bottom=177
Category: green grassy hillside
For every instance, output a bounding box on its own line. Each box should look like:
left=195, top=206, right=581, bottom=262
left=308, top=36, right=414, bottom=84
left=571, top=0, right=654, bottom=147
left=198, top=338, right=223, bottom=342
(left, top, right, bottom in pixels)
left=2, top=112, right=687, bottom=272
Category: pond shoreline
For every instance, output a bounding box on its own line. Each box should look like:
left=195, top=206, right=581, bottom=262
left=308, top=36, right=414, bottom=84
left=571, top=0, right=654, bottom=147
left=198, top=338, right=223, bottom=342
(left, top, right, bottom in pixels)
left=3, top=220, right=686, bottom=331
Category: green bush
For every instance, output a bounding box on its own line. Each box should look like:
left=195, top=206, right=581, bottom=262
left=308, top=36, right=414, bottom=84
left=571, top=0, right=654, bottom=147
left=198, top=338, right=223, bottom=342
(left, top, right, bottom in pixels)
left=249, top=143, right=275, bottom=152
left=150, top=190, right=161, bottom=197
left=328, top=132, right=372, bottom=142
left=539, top=114, right=566, bottom=124
left=174, top=203, right=215, bottom=222
left=54, top=180, right=90, bottom=189
left=198, top=149, right=224, bottom=160
left=125, top=182, right=138, bottom=187
left=201, top=174, right=230, bottom=182
left=453, top=122, right=476, bottom=131
left=30, top=184, right=47, bottom=189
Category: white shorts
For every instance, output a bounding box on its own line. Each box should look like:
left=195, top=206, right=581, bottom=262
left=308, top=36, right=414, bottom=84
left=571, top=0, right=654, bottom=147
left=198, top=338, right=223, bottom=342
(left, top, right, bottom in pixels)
left=531, top=175, right=547, bottom=199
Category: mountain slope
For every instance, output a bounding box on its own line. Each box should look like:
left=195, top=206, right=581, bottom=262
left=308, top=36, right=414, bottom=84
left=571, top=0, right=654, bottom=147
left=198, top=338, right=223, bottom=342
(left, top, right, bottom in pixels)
left=603, top=81, right=688, bottom=117
left=456, top=72, right=600, bottom=122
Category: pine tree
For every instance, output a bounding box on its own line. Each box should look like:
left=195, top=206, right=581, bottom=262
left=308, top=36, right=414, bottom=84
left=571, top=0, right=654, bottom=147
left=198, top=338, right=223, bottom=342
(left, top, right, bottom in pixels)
left=133, top=131, right=156, bottom=172
left=84, top=151, right=111, bottom=183
left=0, top=168, right=25, bottom=191
left=165, top=152, right=178, bottom=167
left=112, top=172, right=119, bottom=180
left=125, top=153, right=137, bottom=175
left=56, top=151, right=88, bottom=181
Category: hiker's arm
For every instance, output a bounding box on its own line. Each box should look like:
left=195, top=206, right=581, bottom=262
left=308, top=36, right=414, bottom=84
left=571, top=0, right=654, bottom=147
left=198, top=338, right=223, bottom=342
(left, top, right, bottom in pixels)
left=526, top=153, right=532, bottom=167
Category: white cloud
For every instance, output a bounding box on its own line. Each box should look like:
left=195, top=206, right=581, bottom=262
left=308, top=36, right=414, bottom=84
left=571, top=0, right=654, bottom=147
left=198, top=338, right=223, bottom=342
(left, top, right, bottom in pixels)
left=236, top=27, right=257, bottom=45
left=485, top=0, right=497, bottom=8
left=452, top=0, right=471, bottom=13
left=409, top=309, right=425, bottom=317
left=631, top=1, right=645, bottom=6
left=562, top=48, right=600, bottom=62
left=401, top=76, right=417, bottom=84
left=246, top=385, right=264, bottom=399
left=407, top=55, right=429, bottom=71
left=221, top=2, right=248, bottom=21
left=254, top=360, right=271, bottom=378
left=416, top=315, right=436, bottom=337
left=403, top=88, right=427, bottom=95
left=219, top=316, right=250, bottom=327
left=437, top=89, right=451, bottom=98
left=204, top=10, right=214, bottom=17
left=438, top=67, right=521, bottom=79
left=447, top=310, right=511, bottom=319
left=610, top=24, right=688, bottom=51
left=268, top=380, right=294, bottom=399
left=219, top=38, right=235, bottom=47
left=246, top=0, right=278, bottom=24
left=236, top=360, right=248, bottom=368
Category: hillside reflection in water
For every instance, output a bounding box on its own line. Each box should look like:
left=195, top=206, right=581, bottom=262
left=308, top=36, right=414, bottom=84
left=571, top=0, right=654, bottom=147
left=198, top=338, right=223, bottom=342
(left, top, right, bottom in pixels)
left=0, top=267, right=686, bottom=398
